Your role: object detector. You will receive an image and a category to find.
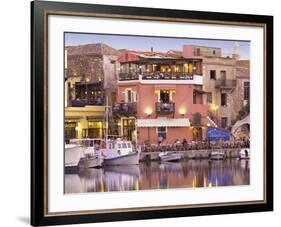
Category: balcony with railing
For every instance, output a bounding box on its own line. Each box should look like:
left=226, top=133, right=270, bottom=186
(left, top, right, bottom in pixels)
left=215, top=79, right=237, bottom=88
left=155, top=102, right=175, bottom=116
left=113, top=102, right=137, bottom=116
left=118, top=72, right=195, bottom=81
left=119, top=73, right=139, bottom=81
left=71, top=98, right=104, bottom=107
left=142, top=72, right=194, bottom=80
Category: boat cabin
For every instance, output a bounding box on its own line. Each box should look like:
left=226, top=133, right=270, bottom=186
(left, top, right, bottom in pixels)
left=69, top=138, right=102, bottom=148
left=105, top=141, right=134, bottom=156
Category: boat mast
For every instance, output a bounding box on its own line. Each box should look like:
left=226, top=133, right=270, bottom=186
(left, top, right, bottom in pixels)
left=105, top=96, right=109, bottom=149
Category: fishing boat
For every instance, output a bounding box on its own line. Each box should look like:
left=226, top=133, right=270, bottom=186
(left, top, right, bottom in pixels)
left=209, top=151, right=225, bottom=160
left=78, top=139, right=103, bottom=168
left=239, top=148, right=250, bottom=159
left=65, top=139, right=103, bottom=169
left=65, top=144, right=83, bottom=168
left=101, top=96, right=140, bottom=166
left=102, top=140, right=140, bottom=165
left=159, top=151, right=182, bottom=162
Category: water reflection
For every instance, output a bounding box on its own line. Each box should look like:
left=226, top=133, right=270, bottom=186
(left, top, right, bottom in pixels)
left=65, top=159, right=250, bottom=193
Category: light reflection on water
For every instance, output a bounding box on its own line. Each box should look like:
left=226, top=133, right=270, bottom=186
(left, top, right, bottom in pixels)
left=65, top=159, right=250, bottom=193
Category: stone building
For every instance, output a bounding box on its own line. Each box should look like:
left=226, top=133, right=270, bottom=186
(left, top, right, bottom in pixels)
left=183, top=44, right=248, bottom=129
left=232, top=60, right=250, bottom=125
left=65, top=43, right=119, bottom=106
left=64, top=43, right=119, bottom=141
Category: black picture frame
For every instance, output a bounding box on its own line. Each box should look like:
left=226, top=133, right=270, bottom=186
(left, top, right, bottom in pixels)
left=31, top=0, right=273, bottom=226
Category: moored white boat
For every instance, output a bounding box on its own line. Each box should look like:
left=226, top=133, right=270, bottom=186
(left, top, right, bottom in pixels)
left=101, top=97, right=140, bottom=166
left=78, top=139, right=103, bottom=168
left=159, top=151, right=182, bottom=162
left=102, top=141, right=140, bottom=166
left=210, top=151, right=225, bottom=160
left=79, top=149, right=103, bottom=168
left=239, top=148, right=250, bottom=159
left=65, top=144, right=83, bottom=168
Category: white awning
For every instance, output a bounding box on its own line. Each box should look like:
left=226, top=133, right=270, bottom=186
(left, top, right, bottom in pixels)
left=137, top=118, right=190, bottom=127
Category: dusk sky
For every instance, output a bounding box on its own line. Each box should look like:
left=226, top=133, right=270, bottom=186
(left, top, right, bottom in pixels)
left=65, top=33, right=250, bottom=60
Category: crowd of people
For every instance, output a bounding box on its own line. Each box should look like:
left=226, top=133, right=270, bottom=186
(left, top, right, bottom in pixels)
left=141, top=138, right=250, bottom=153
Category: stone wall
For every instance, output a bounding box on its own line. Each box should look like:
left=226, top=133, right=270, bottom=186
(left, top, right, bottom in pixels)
left=67, top=54, right=104, bottom=82
left=201, top=57, right=245, bottom=128
left=66, top=43, right=118, bottom=56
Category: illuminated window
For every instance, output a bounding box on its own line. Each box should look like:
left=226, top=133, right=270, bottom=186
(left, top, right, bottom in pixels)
left=192, top=127, right=202, bottom=141
left=87, top=121, right=103, bottom=138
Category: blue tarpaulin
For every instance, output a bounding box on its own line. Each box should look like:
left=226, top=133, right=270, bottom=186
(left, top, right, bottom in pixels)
left=206, top=127, right=230, bottom=141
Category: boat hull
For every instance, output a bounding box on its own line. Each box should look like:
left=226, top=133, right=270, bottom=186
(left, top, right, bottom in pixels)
left=78, top=155, right=103, bottom=168
left=159, top=152, right=182, bottom=162
left=209, top=151, right=225, bottom=160
left=65, top=145, right=83, bottom=168
left=210, top=155, right=224, bottom=160
left=103, top=152, right=140, bottom=165
left=239, top=148, right=250, bottom=159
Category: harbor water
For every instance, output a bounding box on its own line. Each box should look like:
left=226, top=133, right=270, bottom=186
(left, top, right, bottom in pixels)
left=65, top=159, right=250, bottom=193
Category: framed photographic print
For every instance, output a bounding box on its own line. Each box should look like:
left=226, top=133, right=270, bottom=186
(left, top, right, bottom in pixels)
left=31, top=0, right=273, bottom=226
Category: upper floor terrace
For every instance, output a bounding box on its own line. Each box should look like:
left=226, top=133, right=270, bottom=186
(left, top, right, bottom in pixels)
left=69, top=81, right=105, bottom=107
left=118, top=58, right=203, bottom=85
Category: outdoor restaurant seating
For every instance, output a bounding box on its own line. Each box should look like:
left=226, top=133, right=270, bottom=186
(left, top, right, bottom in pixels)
left=141, top=72, right=194, bottom=80
left=141, top=139, right=250, bottom=153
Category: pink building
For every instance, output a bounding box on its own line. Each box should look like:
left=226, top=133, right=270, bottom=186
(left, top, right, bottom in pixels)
left=113, top=50, right=217, bottom=145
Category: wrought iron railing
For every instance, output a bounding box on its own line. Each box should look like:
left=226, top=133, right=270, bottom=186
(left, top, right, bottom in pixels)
left=215, top=79, right=237, bottom=88
left=113, top=102, right=137, bottom=116
left=118, top=72, right=197, bottom=81
left=71, top=98, right=104, bottom=107
left=155, top=102, right=175, bottom=115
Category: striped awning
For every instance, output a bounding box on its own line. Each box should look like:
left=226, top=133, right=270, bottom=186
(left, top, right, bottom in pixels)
left=137, top=118, right=190, bottom=127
